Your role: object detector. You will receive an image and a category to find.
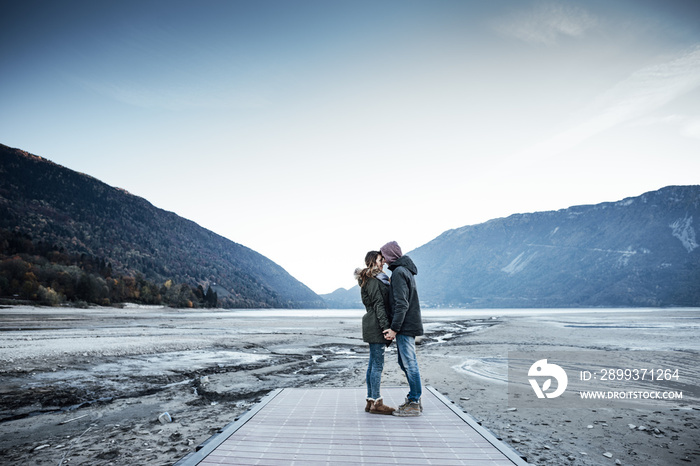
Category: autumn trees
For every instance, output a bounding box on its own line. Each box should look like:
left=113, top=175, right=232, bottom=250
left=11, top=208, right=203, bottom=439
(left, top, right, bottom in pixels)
left=0, top=229, right=217, bottom=308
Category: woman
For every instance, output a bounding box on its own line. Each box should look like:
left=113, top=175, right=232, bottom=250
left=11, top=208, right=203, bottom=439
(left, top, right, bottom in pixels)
left=355, top=250, right=395, bottom=415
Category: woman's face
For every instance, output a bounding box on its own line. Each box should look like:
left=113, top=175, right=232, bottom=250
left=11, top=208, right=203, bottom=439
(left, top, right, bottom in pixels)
left=375, top=255, right=385, bottom=269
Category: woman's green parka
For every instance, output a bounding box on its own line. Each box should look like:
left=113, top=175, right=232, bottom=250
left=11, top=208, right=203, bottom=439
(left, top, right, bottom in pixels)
left=360, top=277, right=392, bottom=345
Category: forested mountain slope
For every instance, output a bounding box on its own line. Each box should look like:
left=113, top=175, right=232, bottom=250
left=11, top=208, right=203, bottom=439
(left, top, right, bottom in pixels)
left=0, top=144, right=324, bottom=308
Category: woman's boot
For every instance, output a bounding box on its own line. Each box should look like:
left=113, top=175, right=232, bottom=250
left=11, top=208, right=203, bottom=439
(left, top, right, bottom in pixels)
left=370, top=398, right=395, bottom=415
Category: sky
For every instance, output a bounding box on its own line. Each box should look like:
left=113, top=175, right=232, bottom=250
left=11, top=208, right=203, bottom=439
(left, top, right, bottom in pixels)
left=2, top=0, right=699, bottom=295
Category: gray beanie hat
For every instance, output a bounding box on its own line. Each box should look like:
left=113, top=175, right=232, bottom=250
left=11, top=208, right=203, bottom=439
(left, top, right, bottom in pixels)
left=380, top=241, right=402, bottom=265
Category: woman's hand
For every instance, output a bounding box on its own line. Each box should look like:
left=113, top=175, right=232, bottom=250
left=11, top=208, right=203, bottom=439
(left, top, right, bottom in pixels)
left=383, top=329, right=396, bottom=340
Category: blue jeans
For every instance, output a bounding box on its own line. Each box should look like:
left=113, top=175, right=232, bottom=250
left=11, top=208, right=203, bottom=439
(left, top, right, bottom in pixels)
left=396, top=334, right=422, bottom=402
left=366, top=343, right=386, bottom=400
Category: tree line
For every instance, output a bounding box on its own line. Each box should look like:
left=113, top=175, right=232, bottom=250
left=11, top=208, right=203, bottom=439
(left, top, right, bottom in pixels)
left=0, top=229, right=218, bottom=308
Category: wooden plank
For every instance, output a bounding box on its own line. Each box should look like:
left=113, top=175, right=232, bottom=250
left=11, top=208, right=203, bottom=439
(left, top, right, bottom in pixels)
left=175, top=387, right=526, bottom=465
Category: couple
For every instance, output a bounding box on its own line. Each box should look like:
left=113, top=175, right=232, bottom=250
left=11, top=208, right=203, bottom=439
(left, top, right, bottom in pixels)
left=356, top=241, right=423, bottom=417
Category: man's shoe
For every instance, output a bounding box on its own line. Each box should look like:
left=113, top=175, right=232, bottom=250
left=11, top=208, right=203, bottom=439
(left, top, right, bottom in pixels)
left=399, top=397, right=423, bottom=412
left=370, top=398, right=395, bottom=415
left=393, top=400, right=422, bottom=417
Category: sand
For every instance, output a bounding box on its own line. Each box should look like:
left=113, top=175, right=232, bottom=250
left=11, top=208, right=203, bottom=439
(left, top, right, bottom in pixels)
left=0, top=306, right=698, bottom=465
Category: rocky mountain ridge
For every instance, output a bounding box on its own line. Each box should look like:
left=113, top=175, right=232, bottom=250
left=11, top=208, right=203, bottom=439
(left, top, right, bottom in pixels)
left=324, top=186, right=700, bottom=308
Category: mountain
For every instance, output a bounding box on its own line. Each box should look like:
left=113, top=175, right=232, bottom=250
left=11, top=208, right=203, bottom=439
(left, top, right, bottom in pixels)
left=410, top=186, right=700, bottom=308
left=0, top=144, right=324, bottom=308
left=320, top=285, right=362, bottom=309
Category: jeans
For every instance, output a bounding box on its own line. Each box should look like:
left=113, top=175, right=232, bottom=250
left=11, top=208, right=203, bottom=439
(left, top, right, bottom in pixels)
left=396, top=334, right=422, bottom=402
left=366, top=343, right=385, bottom=400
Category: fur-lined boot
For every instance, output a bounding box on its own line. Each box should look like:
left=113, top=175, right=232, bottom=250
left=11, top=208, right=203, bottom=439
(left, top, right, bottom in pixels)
left=370, top=398, right=395, bottom=415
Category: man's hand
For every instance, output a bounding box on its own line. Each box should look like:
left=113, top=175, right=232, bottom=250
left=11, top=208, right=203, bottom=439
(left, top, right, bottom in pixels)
left=383, top=329, right=396, bottom=340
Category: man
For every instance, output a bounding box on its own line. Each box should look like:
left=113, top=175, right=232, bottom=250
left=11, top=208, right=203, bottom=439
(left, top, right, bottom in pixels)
left=380, top=241, right=423, bottom=417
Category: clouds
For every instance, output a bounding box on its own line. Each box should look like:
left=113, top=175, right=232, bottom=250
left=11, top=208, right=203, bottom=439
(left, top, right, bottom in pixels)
left=632, top=114, right=700, bottom=141
left=494, top=0, right=598, bottom=45
left=590, top=45, right=700, bottom=119
left=520, top=45, right=700, bottom=160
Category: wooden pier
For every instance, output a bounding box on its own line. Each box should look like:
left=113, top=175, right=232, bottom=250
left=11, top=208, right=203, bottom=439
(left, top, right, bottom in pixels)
left=175, top=386, right=527, bottom=465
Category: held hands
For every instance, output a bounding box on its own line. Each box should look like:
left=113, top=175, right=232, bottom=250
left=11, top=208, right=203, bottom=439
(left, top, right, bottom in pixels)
left=383, top=329, right=397, bottom=341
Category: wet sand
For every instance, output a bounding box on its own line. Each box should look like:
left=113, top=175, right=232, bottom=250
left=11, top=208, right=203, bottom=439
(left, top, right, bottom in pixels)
left=0, top=306, right=698, bottom=465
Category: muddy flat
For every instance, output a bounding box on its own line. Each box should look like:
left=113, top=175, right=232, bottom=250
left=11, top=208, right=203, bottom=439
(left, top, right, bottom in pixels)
left=0, top=306, right=698, bottom=465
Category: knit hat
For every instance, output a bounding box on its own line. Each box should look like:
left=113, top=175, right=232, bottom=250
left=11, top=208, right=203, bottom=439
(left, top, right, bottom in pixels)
left=380, top=241, right=402, bottom=265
